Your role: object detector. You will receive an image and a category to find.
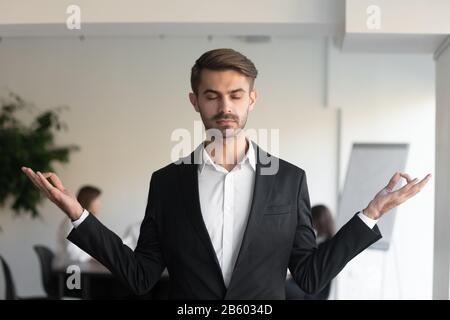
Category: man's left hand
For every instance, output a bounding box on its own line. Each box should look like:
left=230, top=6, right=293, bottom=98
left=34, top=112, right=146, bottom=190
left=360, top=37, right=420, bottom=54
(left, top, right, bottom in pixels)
left=363, top=172, right=432, bottom=220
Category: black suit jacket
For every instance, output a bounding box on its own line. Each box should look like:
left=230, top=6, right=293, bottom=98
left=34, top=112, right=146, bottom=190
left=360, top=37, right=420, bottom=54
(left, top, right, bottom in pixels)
left=68, top=143, right=382, bottom=299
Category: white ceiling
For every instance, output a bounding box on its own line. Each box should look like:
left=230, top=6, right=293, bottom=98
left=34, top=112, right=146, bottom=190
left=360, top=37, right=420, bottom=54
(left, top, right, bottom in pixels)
left=0, top=0, right=448, bottom=55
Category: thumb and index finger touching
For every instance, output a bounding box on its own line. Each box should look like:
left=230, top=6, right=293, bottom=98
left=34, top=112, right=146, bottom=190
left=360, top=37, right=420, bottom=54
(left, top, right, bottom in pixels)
left=385, top=171, right=432, bottom=195
left=21, top=166, right=66, bottom=193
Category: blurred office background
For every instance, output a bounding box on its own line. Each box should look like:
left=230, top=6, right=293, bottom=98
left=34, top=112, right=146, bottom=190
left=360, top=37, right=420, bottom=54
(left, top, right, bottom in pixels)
left=1, top=0, right=449, bottom=299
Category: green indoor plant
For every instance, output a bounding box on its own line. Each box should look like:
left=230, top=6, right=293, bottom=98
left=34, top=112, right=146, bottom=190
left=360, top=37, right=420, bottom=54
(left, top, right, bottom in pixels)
left=0, top=91, right=79, bottom=221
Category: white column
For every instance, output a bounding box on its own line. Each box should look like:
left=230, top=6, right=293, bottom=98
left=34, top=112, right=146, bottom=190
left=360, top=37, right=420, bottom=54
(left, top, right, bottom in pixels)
left=434, top=38, right=450, bottom=300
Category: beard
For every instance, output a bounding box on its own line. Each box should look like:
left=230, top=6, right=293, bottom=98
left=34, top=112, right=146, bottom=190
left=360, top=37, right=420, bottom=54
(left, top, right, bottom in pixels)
left=199, top=108, right=249, bottom=139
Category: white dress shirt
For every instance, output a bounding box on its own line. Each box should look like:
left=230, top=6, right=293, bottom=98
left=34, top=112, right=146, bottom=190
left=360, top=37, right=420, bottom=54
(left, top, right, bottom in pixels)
left=196, top=140, right=257, bottom=287
left=57, top=218, right=92, bottom=262
left=72, top=140, right=378, bottom=287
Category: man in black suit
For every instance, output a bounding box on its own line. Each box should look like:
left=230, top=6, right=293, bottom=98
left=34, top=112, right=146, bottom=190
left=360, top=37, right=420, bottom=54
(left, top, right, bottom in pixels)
left=22, top=48, right=431, bottom=299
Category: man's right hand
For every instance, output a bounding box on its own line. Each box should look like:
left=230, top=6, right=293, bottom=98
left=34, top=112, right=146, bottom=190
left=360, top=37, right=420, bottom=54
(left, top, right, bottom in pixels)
left=21, top=167, right=84, bottom=221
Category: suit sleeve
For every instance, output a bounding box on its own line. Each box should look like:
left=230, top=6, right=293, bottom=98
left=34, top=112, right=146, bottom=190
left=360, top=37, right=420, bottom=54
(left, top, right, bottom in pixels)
left=288, top=170, right=382, bottom=294
left=67, top=172, right=165, bottom=295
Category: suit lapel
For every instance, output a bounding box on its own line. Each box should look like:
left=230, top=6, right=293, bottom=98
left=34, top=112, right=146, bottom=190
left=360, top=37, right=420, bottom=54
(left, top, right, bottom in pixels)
left=178, top=154, right=226, bottom=290
left=226, top=143, right=277, bottom=292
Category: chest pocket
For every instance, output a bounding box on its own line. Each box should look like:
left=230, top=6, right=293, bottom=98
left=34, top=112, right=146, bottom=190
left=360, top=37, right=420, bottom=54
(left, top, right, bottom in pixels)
left=264, top=204, right=292, bottom=215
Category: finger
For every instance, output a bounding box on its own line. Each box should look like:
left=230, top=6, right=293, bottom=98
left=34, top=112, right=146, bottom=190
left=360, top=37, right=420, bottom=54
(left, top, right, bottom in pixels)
left=30, top=170, right=53, bottom=199
left=408, top=174, right=432, bottom=196
left=399, top=173, right=414, bottom=183
left=419, top=173, right=432, bottom=186
left=36, top=171, right=63, bottom=201
left=397, top=174, right=432, bottom=200
left=42, top=172, right=65, bottom=192
left=385, top=172, right=401, bottom=191
left=22, top=167, right=48, bottom=194
left=36, top=171, right=59, bottom=195
left=394, top=177, right=419, bottom=195
left=25, top=169, right=54, bottom=200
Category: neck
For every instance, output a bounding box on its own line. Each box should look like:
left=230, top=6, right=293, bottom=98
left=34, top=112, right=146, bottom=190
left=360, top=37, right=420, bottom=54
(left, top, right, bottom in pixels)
left=204, top=131, right=248, bottom=172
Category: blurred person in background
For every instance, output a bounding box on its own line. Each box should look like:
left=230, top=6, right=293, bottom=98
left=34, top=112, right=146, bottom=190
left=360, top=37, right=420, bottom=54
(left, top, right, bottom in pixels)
left=57, top=185, right=102, bottom=262
left=286, top=204, right=335, bottom=300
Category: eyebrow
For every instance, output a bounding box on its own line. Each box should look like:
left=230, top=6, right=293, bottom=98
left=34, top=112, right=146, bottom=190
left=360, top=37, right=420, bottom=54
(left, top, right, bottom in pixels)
left=202, top=88, right=247, bottom=95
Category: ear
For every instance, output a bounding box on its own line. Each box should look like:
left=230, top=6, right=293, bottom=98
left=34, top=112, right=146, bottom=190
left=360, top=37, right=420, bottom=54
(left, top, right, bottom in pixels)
left=189, top=92, right=200, bottom=113
left=248, top=89, right=257, bottom=112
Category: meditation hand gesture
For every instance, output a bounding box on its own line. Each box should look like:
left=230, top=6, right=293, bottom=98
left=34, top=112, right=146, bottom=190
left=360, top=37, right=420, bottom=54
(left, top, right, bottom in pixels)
left=21, top=167, right=84, bottom=221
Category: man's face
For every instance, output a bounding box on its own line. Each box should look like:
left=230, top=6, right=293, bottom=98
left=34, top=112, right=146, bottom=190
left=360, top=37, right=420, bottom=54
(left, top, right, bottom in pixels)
left=189, top=69, right=257, bottom=138
left=89, top=197, right=101, bottom=216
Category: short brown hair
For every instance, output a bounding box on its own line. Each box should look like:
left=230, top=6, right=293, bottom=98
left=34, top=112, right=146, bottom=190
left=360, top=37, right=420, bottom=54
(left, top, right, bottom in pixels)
left=311, top=205, right=335, bottom=239
left=190, top=48, right=258, bottom=95
left=76, top=185, right=101, bottom=210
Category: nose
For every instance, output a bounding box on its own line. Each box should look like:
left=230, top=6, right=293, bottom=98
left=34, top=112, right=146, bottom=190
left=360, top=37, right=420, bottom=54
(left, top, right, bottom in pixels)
left=217, top=96, right=233, bottom=114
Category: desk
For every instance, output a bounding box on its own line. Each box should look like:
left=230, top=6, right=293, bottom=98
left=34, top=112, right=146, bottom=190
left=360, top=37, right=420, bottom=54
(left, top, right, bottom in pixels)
left=52, top=258, right=113, bottom=299
left=52, top=258, right=169, bottom=299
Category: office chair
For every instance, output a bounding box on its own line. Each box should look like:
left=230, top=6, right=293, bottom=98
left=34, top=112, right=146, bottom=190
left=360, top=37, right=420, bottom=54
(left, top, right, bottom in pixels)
left=0, top=254, right=50, bottom=300
left=33, top=245, right=60, bottom=299
left=0, top=255, right=18, bottom=300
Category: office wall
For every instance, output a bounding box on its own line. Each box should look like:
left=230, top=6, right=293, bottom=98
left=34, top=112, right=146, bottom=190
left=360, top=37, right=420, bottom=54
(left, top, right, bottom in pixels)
left=0, top=35, right=435, bottom=299
left=329, top=43, right=435, bottom=299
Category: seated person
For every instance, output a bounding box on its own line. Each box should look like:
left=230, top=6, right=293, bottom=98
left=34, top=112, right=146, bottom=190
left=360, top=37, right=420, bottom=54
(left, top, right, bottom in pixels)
left=122, top=221, right=142, bottom=250
left=57, top=185, right=102, bottom=262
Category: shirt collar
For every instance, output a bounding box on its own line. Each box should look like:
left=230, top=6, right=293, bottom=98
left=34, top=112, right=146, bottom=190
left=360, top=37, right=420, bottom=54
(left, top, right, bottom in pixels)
left=197, top=138, right=256, bottom=174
